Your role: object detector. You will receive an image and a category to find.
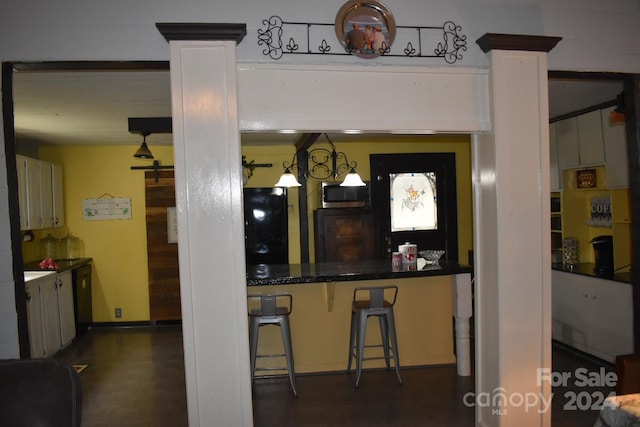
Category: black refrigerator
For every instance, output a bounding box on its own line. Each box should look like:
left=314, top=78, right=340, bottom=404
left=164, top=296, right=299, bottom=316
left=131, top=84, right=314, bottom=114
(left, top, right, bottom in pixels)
left=243, top=187, right=289, bottom=265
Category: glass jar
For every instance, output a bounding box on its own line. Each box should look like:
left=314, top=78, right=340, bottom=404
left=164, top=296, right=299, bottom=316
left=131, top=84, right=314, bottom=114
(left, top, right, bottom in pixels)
left=61, top=233, right=85, bottom=259
left=39, top=234, right=61, bottom=260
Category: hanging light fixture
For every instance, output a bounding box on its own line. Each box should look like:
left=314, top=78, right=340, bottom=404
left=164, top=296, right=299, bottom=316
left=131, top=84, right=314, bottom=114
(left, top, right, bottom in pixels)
left=274, top=165, right=303, bottom=187
left=340, top=167, right=367, bottom=187
left=274, top=133, right=366, bottom=188
left=133, top=132, right=154, bottom=159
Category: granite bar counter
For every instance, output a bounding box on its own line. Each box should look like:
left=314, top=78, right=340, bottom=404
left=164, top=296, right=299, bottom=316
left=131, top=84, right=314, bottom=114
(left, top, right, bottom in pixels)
left=246, top=259, right=473, bottom=377
left=246, top=260, right=473, bottom=286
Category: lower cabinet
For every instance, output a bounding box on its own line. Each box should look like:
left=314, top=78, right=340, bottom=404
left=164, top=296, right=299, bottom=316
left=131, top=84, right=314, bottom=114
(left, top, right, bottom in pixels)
left=25, top=281, right=44, bottom=358
left=552, top=270, right=633, bottom=363
left=56, top=271, right=76, bottom=347
left=40, top=276, right=63, bottom=357
left=25, top=271, right=76, bottom=358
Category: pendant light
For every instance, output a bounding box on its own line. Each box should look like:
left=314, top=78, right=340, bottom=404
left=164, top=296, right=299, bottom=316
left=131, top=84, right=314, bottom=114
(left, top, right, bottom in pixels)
left=133, top=132, right=154, bottom=159
left=274, top=167, right=302, bottom=187
left=274, top=133, right=365, bottom=187
left=340, top=168, right=366, bottom=187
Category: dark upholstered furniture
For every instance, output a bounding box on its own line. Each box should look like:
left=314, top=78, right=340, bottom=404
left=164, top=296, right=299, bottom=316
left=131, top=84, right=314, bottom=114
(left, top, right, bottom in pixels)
left=0, top=358, right=82, bottom=427
left=615, top=353, right=640, bottom=395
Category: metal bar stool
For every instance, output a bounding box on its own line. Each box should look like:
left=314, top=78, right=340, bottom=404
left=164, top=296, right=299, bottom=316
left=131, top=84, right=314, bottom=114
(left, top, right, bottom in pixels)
left=247, top=293, right=297, bottom=397
left=347, top=286, right=402, bottom=387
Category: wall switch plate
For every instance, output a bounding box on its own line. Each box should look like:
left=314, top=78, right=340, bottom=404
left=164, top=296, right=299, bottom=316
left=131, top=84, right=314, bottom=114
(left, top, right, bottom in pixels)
left=115, top=308, right=122, bottom=318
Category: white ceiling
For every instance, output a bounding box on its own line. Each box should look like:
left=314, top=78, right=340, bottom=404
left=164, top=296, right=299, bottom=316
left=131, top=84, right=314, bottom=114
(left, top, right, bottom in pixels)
left=11, top=68, right=625, bottom=148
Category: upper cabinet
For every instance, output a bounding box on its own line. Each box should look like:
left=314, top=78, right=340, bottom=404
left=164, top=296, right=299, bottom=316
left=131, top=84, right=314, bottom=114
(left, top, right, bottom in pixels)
left=51, top=163, right=65, bottom=228
left=601, top=106, right=629, bottom=188
left=16, top=155, right=65, bottom=230
left=551, top=107, right=629, bottom=190
left=576, top=110, right=605, bottom=166
left=555, top=117, right=580, bottom=170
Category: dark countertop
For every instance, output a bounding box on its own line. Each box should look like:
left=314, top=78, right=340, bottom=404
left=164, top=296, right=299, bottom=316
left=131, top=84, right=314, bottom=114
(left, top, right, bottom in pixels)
left=552, top=263, right=631, bottom=284
left=247, top=260, right=473, bottom=286
left=24, top=258, right=92, bottom=273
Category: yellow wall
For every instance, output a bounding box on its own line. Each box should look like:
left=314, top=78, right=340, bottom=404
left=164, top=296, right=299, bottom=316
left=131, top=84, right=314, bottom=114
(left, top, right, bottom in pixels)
left=562, top=166, right=631, bottom=270
left=32, top=145, right=176, bottom=322
left=27, top=136, right=472, bottom=323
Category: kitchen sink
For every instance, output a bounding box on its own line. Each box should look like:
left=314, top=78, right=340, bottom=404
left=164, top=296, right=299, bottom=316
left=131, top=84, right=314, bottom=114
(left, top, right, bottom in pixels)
left=23, top=271, right=56, bottom=282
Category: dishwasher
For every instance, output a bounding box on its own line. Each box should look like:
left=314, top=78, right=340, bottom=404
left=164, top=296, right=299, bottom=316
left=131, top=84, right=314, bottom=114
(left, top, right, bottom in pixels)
left=72, top=264, right=93, bottom=334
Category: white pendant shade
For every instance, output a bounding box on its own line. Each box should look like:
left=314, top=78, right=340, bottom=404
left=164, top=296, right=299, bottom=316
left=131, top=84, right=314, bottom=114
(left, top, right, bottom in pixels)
left=340, top=171, right=366, bottom=187
left=274, top=172, right=302, bottom=187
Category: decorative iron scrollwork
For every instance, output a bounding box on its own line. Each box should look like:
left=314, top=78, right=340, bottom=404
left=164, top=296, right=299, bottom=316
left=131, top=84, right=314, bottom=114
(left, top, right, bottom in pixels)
left=403, top=42, right=416, bottom=56
left=435, top=21, right=467, bottom=64
left=318, top=39, right=331, bottom=54
left=257, top=15, right=467, bottom=63
left=285, top=38, right=299, bottom=53
left=257, top=16, right=284, bottom=60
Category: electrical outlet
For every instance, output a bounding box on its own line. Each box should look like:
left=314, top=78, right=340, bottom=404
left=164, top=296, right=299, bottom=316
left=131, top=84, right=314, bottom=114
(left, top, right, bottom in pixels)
left=115, top=308, right=122, bottom=318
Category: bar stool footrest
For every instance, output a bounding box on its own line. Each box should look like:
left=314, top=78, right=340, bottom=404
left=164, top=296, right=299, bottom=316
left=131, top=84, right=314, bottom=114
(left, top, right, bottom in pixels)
left=256, top=353, right=287, bottom=359
left=254, top=367, right=290, bottom=372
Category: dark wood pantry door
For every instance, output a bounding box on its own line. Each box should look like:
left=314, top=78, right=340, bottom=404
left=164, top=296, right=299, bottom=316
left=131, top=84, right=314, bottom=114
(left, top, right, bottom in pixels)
left=145, top=171, right=181, bottom=321
left=369, top=153, right=459, bottom=261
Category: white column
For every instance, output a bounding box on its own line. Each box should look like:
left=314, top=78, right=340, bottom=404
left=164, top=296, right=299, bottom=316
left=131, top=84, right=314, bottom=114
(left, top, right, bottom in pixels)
left=452, top=273, right=472, bottom=376
left=473, top=34, right=559, bottom=427
left=169, top=39, right=253, bottom=426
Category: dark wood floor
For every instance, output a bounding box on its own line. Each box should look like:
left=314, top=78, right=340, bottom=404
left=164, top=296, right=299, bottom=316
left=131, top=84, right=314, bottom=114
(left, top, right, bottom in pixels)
left=56, top=325, right=614, bottom=426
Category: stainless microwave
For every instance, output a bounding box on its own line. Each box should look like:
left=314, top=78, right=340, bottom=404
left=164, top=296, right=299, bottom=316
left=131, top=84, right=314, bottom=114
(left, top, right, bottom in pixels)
left=320, top=181, right=369, bottom=208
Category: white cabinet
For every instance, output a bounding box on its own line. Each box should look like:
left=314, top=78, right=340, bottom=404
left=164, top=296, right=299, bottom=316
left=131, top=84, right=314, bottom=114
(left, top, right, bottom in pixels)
left=555, top=110, right=606, bottom=172
left=24, top=156, right=42, bottom=229
left=25, top=281, right=44, bottom=358
left=552, top=107, right=630, bottom=189
left=52, top=163, right=65, bottom=227
left=552, top=270, right=589, bottom=350
left=40, top=276, right=63, bottom=357
left=552, top=270, right=633, bottom=363
left=15, top=155, right=65, bottom=230
left=556, top=117, right=580, bottom=170
left=56, top=271, right=76, bottom=347
left=576, top=110, right=605, bottom=166
left=24, top=271, right=76, bottom=358
left=16, top=156, right=29, bottom=230
left=601, top=105, right=629, bottom=188
left=40, top=160, right=54, bottom=229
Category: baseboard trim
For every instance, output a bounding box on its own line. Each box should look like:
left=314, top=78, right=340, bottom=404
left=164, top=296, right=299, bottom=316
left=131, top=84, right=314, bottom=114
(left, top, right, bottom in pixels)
left=90, top=319, right=182, bottom=328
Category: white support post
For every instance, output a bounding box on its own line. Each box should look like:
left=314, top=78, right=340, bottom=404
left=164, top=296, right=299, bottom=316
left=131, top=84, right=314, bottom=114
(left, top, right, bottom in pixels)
left=168, top=37, right=253, bottom=426
left=473, top=34, right=560, bottom=427
left=452, top=273, right=473, bottom=376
